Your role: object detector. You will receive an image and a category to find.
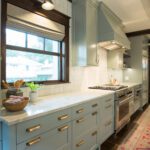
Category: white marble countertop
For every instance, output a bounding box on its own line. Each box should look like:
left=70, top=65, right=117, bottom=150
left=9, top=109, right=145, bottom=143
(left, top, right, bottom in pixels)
left=121, top=82, right=142, bottom=88
left=0, top=89, right=114, bottom=125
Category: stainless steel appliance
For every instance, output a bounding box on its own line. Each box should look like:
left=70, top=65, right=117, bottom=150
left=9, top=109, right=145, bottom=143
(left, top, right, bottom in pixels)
left=115, top=87, right=134, bottom=133
left=89, top=85, right=134, bottom=133
left=134, top=84, right=142, bottom=112
left=98, top=2, right=130, bottom=50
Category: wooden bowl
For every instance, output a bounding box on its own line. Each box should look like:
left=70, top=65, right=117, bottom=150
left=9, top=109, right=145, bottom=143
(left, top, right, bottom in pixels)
left=3, top=97, right=29, bottom=112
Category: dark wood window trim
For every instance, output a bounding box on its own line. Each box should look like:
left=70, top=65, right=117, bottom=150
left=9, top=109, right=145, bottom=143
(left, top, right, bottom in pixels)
left=1, top=0, right=70, bottom=85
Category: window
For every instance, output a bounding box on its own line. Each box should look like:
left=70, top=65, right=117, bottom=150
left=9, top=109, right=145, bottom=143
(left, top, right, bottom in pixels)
left=5, top=28, right=67, bottom=83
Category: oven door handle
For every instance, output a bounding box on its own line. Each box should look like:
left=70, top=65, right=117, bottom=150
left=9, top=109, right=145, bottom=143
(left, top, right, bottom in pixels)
left=119, top=96, right=134, bottom=105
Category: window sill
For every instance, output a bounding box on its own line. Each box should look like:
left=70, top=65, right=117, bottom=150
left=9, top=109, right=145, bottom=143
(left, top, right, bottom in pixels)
left=1, top=81, right=71, bottom=90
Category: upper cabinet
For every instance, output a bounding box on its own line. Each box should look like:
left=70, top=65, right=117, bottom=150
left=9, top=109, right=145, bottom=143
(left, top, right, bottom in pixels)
left=72, top=0, right=99, bottom=66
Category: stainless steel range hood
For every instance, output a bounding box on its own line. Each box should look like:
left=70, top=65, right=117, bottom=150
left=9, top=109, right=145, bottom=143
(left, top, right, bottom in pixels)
left=98, top=2, right=130, bottom=50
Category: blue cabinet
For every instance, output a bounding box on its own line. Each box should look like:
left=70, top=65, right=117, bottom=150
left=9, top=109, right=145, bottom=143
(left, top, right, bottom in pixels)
left=100, top=95, right=114, bottom=143
left=72, top=0, right=99, bottom=66
left=17, top=123, right=71, bottom=150
left=16, top=108, right=71, bottom=144
left=1, top=93, right=114, bottom=150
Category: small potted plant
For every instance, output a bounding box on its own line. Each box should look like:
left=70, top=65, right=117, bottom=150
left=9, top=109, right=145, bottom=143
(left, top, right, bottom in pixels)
left=26, top=82, right=40, bottom=102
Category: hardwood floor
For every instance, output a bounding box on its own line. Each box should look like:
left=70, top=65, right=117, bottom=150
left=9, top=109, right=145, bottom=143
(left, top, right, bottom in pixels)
left=101, top=105, right=150, bottom=150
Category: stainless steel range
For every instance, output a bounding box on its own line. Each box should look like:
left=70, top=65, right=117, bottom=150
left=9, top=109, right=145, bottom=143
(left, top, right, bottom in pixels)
left=89, top=84, right=134, bottom=133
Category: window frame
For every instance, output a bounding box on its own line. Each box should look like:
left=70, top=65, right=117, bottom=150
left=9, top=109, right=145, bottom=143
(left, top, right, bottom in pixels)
left=6, top=27, right=65, bottom=83
left=1, top=0, right=70, bottom=85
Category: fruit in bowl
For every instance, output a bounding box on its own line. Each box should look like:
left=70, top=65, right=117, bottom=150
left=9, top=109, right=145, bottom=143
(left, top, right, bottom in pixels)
left=3, top=96, right=29, bottom=112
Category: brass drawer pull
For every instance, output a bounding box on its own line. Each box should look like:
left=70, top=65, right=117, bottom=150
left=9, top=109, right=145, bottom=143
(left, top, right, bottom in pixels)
left=92, top=111, right=98, bottom=116
left=76, top=108, right=84, bottom=114
left=26, top=125, right=41, bottom=133
left=105, top=99, right=112, bottom=102
left=58, top=114, right=69, bottom=121
left=58, top=125, right=69, bottom=132
left=91, top=131, right=97, bottom=136
left=76, top=117, right=84, bottom=123
left=76, top=140, right=85, bottom=147
left=26, top=137, right=41, bottom=146
left=105, top=121, right=112, bottom=126
left=92, top=104, right=98, bottom=107
left=105, top=104, right=112, bottom=109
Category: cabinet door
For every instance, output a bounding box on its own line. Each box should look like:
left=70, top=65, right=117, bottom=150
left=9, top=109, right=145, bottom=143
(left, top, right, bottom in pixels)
left=72, top=0, right=87, bottom=66
left=100, top=95, right=114, bottom=143
left=86, top=1, right=98, bottom=66
left=72, top=103, right=91, bottom=119
left=101, top=118, right=114, bottom=143
left=101, top=95, right=114, bottom=122
left=17, top=108, right=71, bottom=143
left=73, top=111, right=99, bottom=138
left=17, top=123, right=71, bottom=150
left=73, top=128, right=98, bottom=150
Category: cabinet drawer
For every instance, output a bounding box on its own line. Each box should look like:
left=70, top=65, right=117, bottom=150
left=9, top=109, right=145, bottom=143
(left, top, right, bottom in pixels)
left=103, top=94, right=114, bottom=104
left=72, top=103, right=91, bottom=119
left=101, top=118, right=114, bottom=143
left=17, top=108, right=71, bottom=143
left=101, top=95, right=114, bottom=121
left=73, top=128, right=98, bottom=150
left=17, top=123, right=71, bottom=150
left=73, top=111, right=99, bottom=138
left=90, top=99, right=99, bottom=111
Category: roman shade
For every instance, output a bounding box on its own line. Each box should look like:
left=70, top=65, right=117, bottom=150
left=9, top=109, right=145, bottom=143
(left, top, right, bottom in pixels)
left=7, top=3, right=65, bottom=41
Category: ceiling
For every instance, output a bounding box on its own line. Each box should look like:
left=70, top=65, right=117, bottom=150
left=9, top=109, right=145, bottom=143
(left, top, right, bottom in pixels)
left=98, top=0, right=150, bottom=33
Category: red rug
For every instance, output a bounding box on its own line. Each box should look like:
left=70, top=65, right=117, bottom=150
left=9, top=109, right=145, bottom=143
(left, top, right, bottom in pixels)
left=118, top=124, right=150, bottom=150
left=135, top=124, right=150, bottom=150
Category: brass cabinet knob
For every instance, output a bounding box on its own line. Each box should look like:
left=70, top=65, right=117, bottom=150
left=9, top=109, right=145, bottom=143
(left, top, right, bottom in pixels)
left=105, top=104, right=112, bottom=109
left=76, top=117, right=85, bottom=123
left=92, top=111, right=98, bottom=116
left=26, top=125, right=41, bottom=133
left=76, top=140, right=85, bottom=147
left=58, top=125, right=69, bottom=132
left=26, top=137, right=41, bottom=146
left=76, top=108, right=84, bottom=114
left=91, top=131, right=97, bottom=136
left=58, top=114, right=69, bottom=121
left=92, top=103, right=98, bottom=107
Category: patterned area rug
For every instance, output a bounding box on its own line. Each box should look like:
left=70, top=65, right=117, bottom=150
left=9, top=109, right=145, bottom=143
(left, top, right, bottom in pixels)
left=118, top=107, right=150, bottom=150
